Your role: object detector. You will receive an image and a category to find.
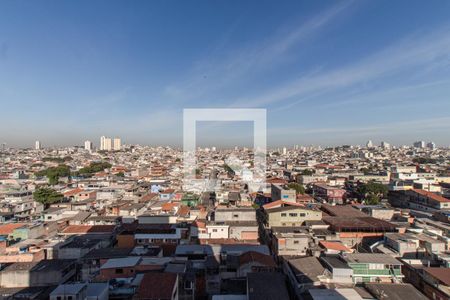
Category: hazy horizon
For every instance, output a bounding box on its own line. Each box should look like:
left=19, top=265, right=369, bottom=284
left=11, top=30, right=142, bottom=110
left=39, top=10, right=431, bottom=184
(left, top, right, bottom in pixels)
left=2, top=1, right=450, bottom=147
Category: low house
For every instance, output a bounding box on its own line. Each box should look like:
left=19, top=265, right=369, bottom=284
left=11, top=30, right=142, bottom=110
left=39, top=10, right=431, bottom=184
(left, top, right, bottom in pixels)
left=320, top=255, right=353, bottom=284
left=264, top=206, right=322, bottom=228
left=134, top=272, right=178, bottom=300
left=50, top=283, right=109, bottom=300
left=312, top=183, right=346, bottom=204
left=271, top=227, right=310, bottom=256
left=97, top=257, right=171, bottom=281
left=343, top=253, right=403, bottom=283
left=283, top=256, right=326, bottom=297
left=247, top=272, right=290, bottom=300
left=365, top=283, right=428, bottom=300
left=0, top=259, right=76, bottom=288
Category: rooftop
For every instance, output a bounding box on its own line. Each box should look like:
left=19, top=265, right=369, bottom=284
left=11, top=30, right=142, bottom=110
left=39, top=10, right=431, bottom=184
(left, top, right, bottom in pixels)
left=344, top=253, right=401, bottom=265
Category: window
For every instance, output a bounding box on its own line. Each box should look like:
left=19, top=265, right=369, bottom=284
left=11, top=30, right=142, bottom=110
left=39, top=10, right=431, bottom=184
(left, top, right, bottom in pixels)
left=212, top=229, right=218, bottom=232
left=57, top=297, right=62, bottom=300
left=67, top=296, right=73, bottom=300
left=289, top=213, right=298, bottom=217
left=299, top=213, right=306, bottom=217
left=233, top=214, right=239, bottom=218
left=293, top=240, right=299, bottom=244
left=281, top=213, right=287, bottom=217
left=369, top=264, right=384, bottom=270
left=115, top=268, right=124, bottom=274
left=184, top=281, right=193, bottom=290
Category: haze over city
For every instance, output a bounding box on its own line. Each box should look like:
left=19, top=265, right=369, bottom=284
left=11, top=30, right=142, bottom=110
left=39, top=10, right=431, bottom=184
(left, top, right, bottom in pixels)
left=1, top=0, right=450, bottom=147
left=2, top=1, right=450, bottom=299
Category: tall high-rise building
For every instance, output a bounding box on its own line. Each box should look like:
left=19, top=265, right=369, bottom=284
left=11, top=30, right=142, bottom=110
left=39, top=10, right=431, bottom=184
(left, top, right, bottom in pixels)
left=427, top=142, right=436, bottom=150
left=35, top=140, right=41, bottom=150
left=84, top=140, right=93, bottom=151
left=100, top=136, right=106, bottom=150
left=381, top=141, right=390, bottom=149
left=100, top=136, right=112, bottom=151
left=413, top=141, right=426, bottom=148
left=366, top=140, right=373, bottom=148
left=100, top=136, right=120, bottom=151
left=113, top=138, right=121, bottom=150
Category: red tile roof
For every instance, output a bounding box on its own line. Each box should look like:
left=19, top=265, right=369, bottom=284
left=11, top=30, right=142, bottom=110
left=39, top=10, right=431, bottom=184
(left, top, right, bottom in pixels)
left=239, top=251, right=276, bottom=267
left=263, top=200, right=304, bottom=209
left=0, top=223, right=26, bottom=235
left=266, top=178, right=288, bottom=184
left=140, top=193, right=158, bottom=202
left=412, top=189, right=450, bottom=203
left=134, top=273, right=177, bottom=300
left=192, top=220, right=206, bottom=229
left=424, top=268, right=450, bottom=286
left=63, top=187, right=84, bottom=197
left=161, top=202, right=178, bottom=212
left=319, top=241, right=352, bottom=252
left=62, top=225, right=116, bottom=234
left=177, top=205, right=190, bottom=217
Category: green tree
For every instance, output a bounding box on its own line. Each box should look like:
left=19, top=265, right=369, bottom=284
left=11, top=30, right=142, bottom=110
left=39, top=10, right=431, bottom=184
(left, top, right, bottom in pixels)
left=301, top=169, right=314, bottom=175
left=77, top=161, right=112, bottom=177
left=33, top=187, right=63, bottom=208
left=35, top=164, right=71, bottom=185
left=366, top=194, right=381, bottom=205
left=357, top=181, right=388, bottom=204
left=116, top=172, right=125, bottom=177
left=288, top=182, right=305, bottom=195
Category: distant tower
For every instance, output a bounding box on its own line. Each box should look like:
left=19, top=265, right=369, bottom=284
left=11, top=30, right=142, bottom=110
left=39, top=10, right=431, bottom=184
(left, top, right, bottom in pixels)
left=413, top=141, right=426, bottom=148
left=381, top=141, right=390, bottom=149
left=100, top=136, right=113, bottom=151
left=282, top=147, right=287, bottom=155
left=84, top=140, right=93, bottom=151
left=35, top=141, right=41, bottom=150
left=113, top=138, right=121, bottom=150
left=427, top=142, right=436, bottom=150
left=366, top=140, right=373, bottom=148
left=100, top=136, right=106, bottom=150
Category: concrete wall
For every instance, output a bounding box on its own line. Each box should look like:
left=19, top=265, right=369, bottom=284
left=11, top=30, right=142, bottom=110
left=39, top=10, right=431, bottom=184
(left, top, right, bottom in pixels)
left=268, top=209, right=322, bottom=227
left=215, top=209, right=256, bottom=222
left=229, top=226, right=258, bottom=240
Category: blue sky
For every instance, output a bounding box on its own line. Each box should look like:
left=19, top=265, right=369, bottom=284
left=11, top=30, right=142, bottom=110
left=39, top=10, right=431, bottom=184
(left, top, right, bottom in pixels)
left=1, top=0, right=450, bottom=148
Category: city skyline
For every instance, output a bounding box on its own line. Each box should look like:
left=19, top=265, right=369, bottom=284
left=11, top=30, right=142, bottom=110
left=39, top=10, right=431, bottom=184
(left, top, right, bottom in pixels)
left=8, top=137, right=447, bottom=150
left=2, top=1, right=450, bottom=147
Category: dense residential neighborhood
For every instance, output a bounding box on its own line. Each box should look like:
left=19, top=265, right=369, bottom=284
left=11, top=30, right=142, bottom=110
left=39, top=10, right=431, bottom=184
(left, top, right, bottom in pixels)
left=0, top=141, right=448, bottom=299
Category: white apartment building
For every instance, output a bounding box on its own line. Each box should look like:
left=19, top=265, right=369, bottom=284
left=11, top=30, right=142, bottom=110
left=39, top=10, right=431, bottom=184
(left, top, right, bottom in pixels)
left=100, top=136, right=121, bottom=151
left=113, top=138, right=121, bottom=150
left=84, top=140, right=93, bottom=151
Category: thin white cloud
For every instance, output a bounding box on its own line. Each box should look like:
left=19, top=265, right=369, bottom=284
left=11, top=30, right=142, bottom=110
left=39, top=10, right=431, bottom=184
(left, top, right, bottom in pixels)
left=162, top=1, right=355, bottom=104
left=232, top=26, right=450, bottom=108
left=269, top=116, right=450, bottom=136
